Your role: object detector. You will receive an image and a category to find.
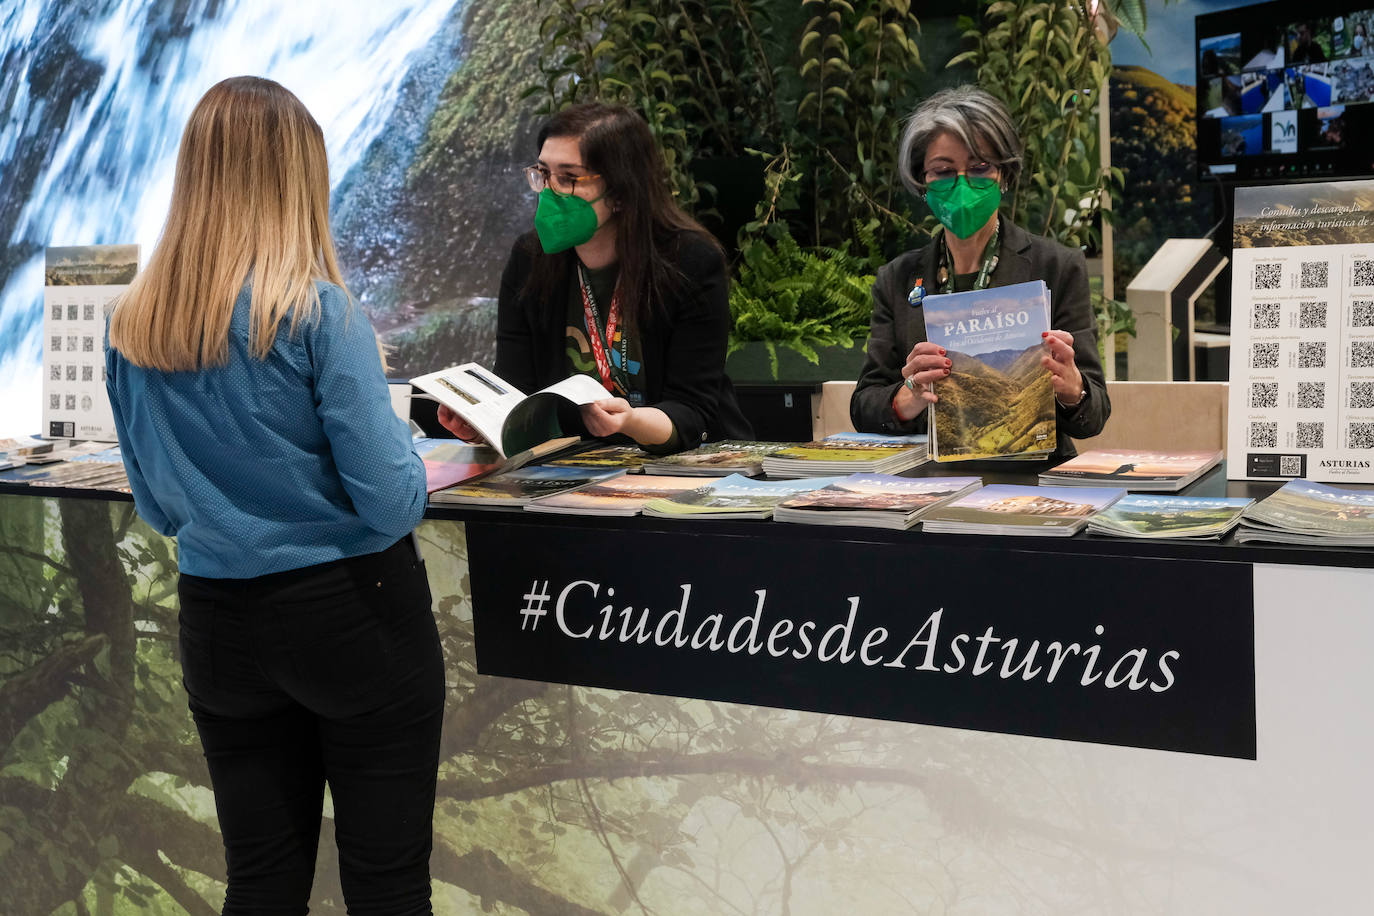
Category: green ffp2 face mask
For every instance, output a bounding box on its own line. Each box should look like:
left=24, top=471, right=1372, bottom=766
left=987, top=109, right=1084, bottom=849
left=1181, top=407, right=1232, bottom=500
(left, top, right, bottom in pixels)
left=534, top=188, right=602, bottom=254
left=924, top=175, right=1001, bottom=240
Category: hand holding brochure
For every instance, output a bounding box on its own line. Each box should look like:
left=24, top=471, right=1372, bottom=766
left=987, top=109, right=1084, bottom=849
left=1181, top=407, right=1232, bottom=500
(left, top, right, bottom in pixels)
left=921, top=280, right=1055, bottom=462
left=410, top=363, right=609, bottom=460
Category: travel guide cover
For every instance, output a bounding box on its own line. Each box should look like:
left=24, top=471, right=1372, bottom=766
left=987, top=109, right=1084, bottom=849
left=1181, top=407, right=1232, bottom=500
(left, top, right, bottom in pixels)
left=1088, top=494, right=1254, bottom=540
left=525, top=474, right=700, bottom=516
left=774, top=474, right=982, bottom=530
left=640, top=440, right=789, bottom=477
left=1236, top=479, right=1374, bottom=544
left=760, top=433, right=929, bottom=478
left=1040, top=449, right=1223, bottom=492
left=920, top=483, right=1124, bottom=537
left=920, top=280, right=1055, bottom=462
left=543, top=443, right=652, bottom=473
left=640, top=474, right=843, bottom=520
left=429, top=466, right=624, bottom=508
left=410, top=362, right=605, bottom=460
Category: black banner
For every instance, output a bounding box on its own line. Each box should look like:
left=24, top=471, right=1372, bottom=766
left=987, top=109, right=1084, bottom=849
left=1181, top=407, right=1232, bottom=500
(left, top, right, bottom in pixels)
left=468, top=521, right=1256, bottom=759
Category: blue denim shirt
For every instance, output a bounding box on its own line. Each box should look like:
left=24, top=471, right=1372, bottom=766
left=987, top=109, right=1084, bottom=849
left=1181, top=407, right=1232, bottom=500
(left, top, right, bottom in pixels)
left=106, top=282, right=426, bottom=578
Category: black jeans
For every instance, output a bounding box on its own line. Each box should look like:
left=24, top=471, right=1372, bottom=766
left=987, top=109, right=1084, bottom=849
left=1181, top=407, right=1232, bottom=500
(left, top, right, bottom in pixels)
left=177, top=536, right=445, bottom=915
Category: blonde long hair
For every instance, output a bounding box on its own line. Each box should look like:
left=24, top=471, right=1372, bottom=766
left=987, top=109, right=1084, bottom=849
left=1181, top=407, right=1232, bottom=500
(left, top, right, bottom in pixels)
left=110, top=76, right=347, bottom=370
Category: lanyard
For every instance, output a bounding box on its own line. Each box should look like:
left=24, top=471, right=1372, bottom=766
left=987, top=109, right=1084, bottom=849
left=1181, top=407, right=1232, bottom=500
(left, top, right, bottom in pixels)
left=936, top=219, right=1000, bottom=293
left=577, top=263, right=628, bottom=394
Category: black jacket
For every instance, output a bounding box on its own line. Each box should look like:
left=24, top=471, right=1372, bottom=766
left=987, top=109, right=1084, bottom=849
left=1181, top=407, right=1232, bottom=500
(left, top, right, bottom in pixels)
left=494, top=231, right=752, bottom=453
left=850, top=220, right=1110, bottom=458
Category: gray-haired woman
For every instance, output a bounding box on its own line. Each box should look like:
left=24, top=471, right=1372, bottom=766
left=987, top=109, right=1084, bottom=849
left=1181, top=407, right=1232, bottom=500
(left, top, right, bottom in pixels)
left=849, top=85, right=1110, bottom=457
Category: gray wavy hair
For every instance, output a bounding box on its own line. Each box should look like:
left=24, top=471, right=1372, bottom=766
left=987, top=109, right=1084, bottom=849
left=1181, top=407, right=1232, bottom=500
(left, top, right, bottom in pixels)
left=897, top=85, right=1023, bottom=197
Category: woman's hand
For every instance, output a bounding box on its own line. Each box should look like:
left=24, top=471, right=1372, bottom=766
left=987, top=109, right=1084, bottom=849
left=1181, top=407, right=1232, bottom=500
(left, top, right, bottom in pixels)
left=1041, top=330, right=1085, bottom=407
left=579, top=399, right=675, bottom=446
left=436, top=404, right=482, bottom=442
left=894, top=341, right=951, bottom=420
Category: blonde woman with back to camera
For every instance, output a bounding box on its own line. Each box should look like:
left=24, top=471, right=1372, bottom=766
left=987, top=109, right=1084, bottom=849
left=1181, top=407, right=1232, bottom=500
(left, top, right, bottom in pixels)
left=106, top=76, right=444, bottom=914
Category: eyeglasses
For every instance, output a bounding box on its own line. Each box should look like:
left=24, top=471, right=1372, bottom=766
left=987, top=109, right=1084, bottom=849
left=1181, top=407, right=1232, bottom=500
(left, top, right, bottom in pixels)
left=524, top=164, right=602, bottom=196
left=922, top=162, right=999, bottom=190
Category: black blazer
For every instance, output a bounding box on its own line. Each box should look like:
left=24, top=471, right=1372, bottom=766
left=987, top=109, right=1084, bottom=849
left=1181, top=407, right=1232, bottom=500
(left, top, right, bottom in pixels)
left=850, top=220, right=1110, bottom=458
left=494, top=231, right=752, bottom=453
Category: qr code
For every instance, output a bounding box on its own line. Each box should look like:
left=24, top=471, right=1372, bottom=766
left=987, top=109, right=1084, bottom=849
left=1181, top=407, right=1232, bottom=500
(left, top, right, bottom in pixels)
left=1251, top=382, right=1278, bottom=408
left=1254, top=263, right=1282, bottom=290
left=1352, top=382, right=1374, bottom=409
left=1249, top=421, right=1278, bottom=448
left=83, top=303, right=95, bottom=321
left=81, top=365, right=93, bottom=382
left=1300, top=262, right=1329, bottom=289
left=65, top=364, right=76, bottom=381
left=1355, top=259, right=1374, bottom=287
left=1355, top=301, right=1374, bottom=328
left=1299, top=341, right=1326, bottom=368
left=1354, top=341, right=1374, bottom=368
left=1252, top=302, right=1281, bottom=329
left=50, top=335, right=61, bottom=352
left=1299, top=302, right=1327, bottom=329
left=49, top=364, right=60, bottom=381
left=1349, top=423, right=1374, bottom=449
left=1296, top=422, right=1325, bottom=449
left=49, top=394, right=60, bottom=410
left=1297, top=381, right=1325, bottom=408
left=1251, top=342, right=1280, bottom=369
left=50, top=305, right=61, bottom=320
left=66, top=304, right=78, bottom=321
left=64, top=394, right=76, bottom=411
left=1280, top=455, right=1303, bottom=476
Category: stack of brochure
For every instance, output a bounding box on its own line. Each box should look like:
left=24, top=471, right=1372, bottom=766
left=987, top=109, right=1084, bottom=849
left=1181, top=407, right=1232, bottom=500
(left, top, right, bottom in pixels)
left=430, top=466, right=624, bottom=509
left=525, top=474, right=701, bottom=516
left=1087, top=494, right=1254, bottom=540
left=1039, top=449, right=1223, bottom=492
left=544, top=443, right=653, bottom=473
left=640, top=474, right=842, bottom=520
left=640, top=440, right=788, bottom=477
left=774, top=474, right=982, bottom=530
left=919, top=483, right=1126, bottom=537
left=0, top=436, right=57, bottom=470
left=760, top=433, right=929, bottom=478
left=1235, top=479, right=1374, bottom=545
left=413, top=438, right=503, bottom=493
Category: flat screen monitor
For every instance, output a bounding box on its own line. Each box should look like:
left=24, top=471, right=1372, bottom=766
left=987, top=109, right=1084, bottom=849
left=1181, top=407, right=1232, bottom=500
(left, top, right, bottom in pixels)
left=1196, top=0, right=1374, bottom=182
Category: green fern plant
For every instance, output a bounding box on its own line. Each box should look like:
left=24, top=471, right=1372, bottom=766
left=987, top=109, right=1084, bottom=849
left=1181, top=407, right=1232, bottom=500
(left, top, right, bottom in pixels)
left=729, top=221, right=881, bottom=377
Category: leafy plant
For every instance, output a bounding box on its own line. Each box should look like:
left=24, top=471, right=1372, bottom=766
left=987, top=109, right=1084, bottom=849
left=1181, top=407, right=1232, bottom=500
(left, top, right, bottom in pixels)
left=728, top=221, right=882, bottom=377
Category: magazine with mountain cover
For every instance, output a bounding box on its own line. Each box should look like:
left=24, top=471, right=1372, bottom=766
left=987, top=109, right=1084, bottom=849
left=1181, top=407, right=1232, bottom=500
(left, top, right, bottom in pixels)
left=640, top=440, right=790, bottom=477
left=920, top=483, right=1124, bottom=536
left=774, top=474, right=982, bottom=529
left=640, top=474, right=843, bottom=520
left=921, top=280, right=1055, bottom=461
left=1087, top=494, right=1254, bottom=539
left=524, top=474, right=701, bottom=516
left=761, top=432, right=929, bottom=478
left=1235, top=479, right=1374, bottom=544
left=429, top=465, right=625, bottom=508
left=543, top=443, right=653, bottom=473
left=1040, top=449, right=1223, bottom=492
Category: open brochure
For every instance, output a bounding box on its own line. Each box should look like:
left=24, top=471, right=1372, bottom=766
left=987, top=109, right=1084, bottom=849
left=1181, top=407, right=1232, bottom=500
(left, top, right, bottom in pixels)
left=410, top=363, right=608, bottom=460
left=921, top=280, right=1055, bottom=462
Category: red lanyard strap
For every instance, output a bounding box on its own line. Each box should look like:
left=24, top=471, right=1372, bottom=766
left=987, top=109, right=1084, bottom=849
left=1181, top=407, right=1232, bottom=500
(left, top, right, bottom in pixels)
left=578, top=264, right=624, bottom=394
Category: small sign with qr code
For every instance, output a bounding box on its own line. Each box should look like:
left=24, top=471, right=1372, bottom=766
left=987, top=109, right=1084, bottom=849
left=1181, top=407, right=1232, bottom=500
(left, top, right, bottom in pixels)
left=1248, top=453, right=1305, bottom=478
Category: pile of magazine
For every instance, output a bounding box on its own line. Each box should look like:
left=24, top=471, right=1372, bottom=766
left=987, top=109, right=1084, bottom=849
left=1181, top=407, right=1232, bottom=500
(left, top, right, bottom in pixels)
left=525, top=474, right=700, bottom=517
left=1087, top=494, right=1254, bottom=540
left=1235, top=479, right=1374, bottom=545
left=640, top=474, right=842, bottom=520
left=920, top=483, right=1125, bottom=537
left=640, top=441, right=787, bottom=477
left=760, top=433, right=928, bottom=478
left=1039, top=449, right=1223, bottom=492
left=430, top=466, right=624, bottom=509
left=774, top=474, right=981, bottom=530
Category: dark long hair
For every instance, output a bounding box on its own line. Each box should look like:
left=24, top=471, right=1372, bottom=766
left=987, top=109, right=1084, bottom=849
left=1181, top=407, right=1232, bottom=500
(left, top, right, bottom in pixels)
left=523, top=103, right=720, bottom=329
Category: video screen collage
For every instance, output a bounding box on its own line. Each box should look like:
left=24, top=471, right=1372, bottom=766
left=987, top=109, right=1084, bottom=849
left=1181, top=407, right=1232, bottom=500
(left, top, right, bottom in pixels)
left=1197, top=1, right=1374, bottom=181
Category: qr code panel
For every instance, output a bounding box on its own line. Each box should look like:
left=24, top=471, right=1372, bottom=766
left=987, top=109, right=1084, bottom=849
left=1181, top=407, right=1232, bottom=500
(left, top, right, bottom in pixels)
left=1251, top=342, right=1280, bottom=369
left=1252, top=302, right=1281, bottom=330
left=1354, top=341, right=1374, bottom=369
left=1280, top=455, right=1303, bottom=476
left=1299, top=302, right=1327, bottom=329
left=1296, top=422, right=1324, bottom=450
left=1297, top=381, right=1325, bottom=409
left=1350, top=423, right=1374, bottom=449
left=1355, top=259, right=1374, bottom=287
left=1352, top=382, right=1374, bottom=409
left=1249, top=421, right=1278, bottom=448
left=1253, top=263, right=1282, bottom=290
left=1300, top=261, right=1329, bottom=289
left=1251, top=382, right=1278, bottom=409
left=1298, top=341, right=1326, bottom=369
left=1355, top=301, right=1374, bottom=328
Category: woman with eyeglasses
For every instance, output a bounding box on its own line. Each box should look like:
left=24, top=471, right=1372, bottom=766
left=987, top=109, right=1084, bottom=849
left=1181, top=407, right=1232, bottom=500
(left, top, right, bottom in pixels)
left=849, top=85, right=1110, bottom=457
left=437, top=102, right=751, bottom=450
